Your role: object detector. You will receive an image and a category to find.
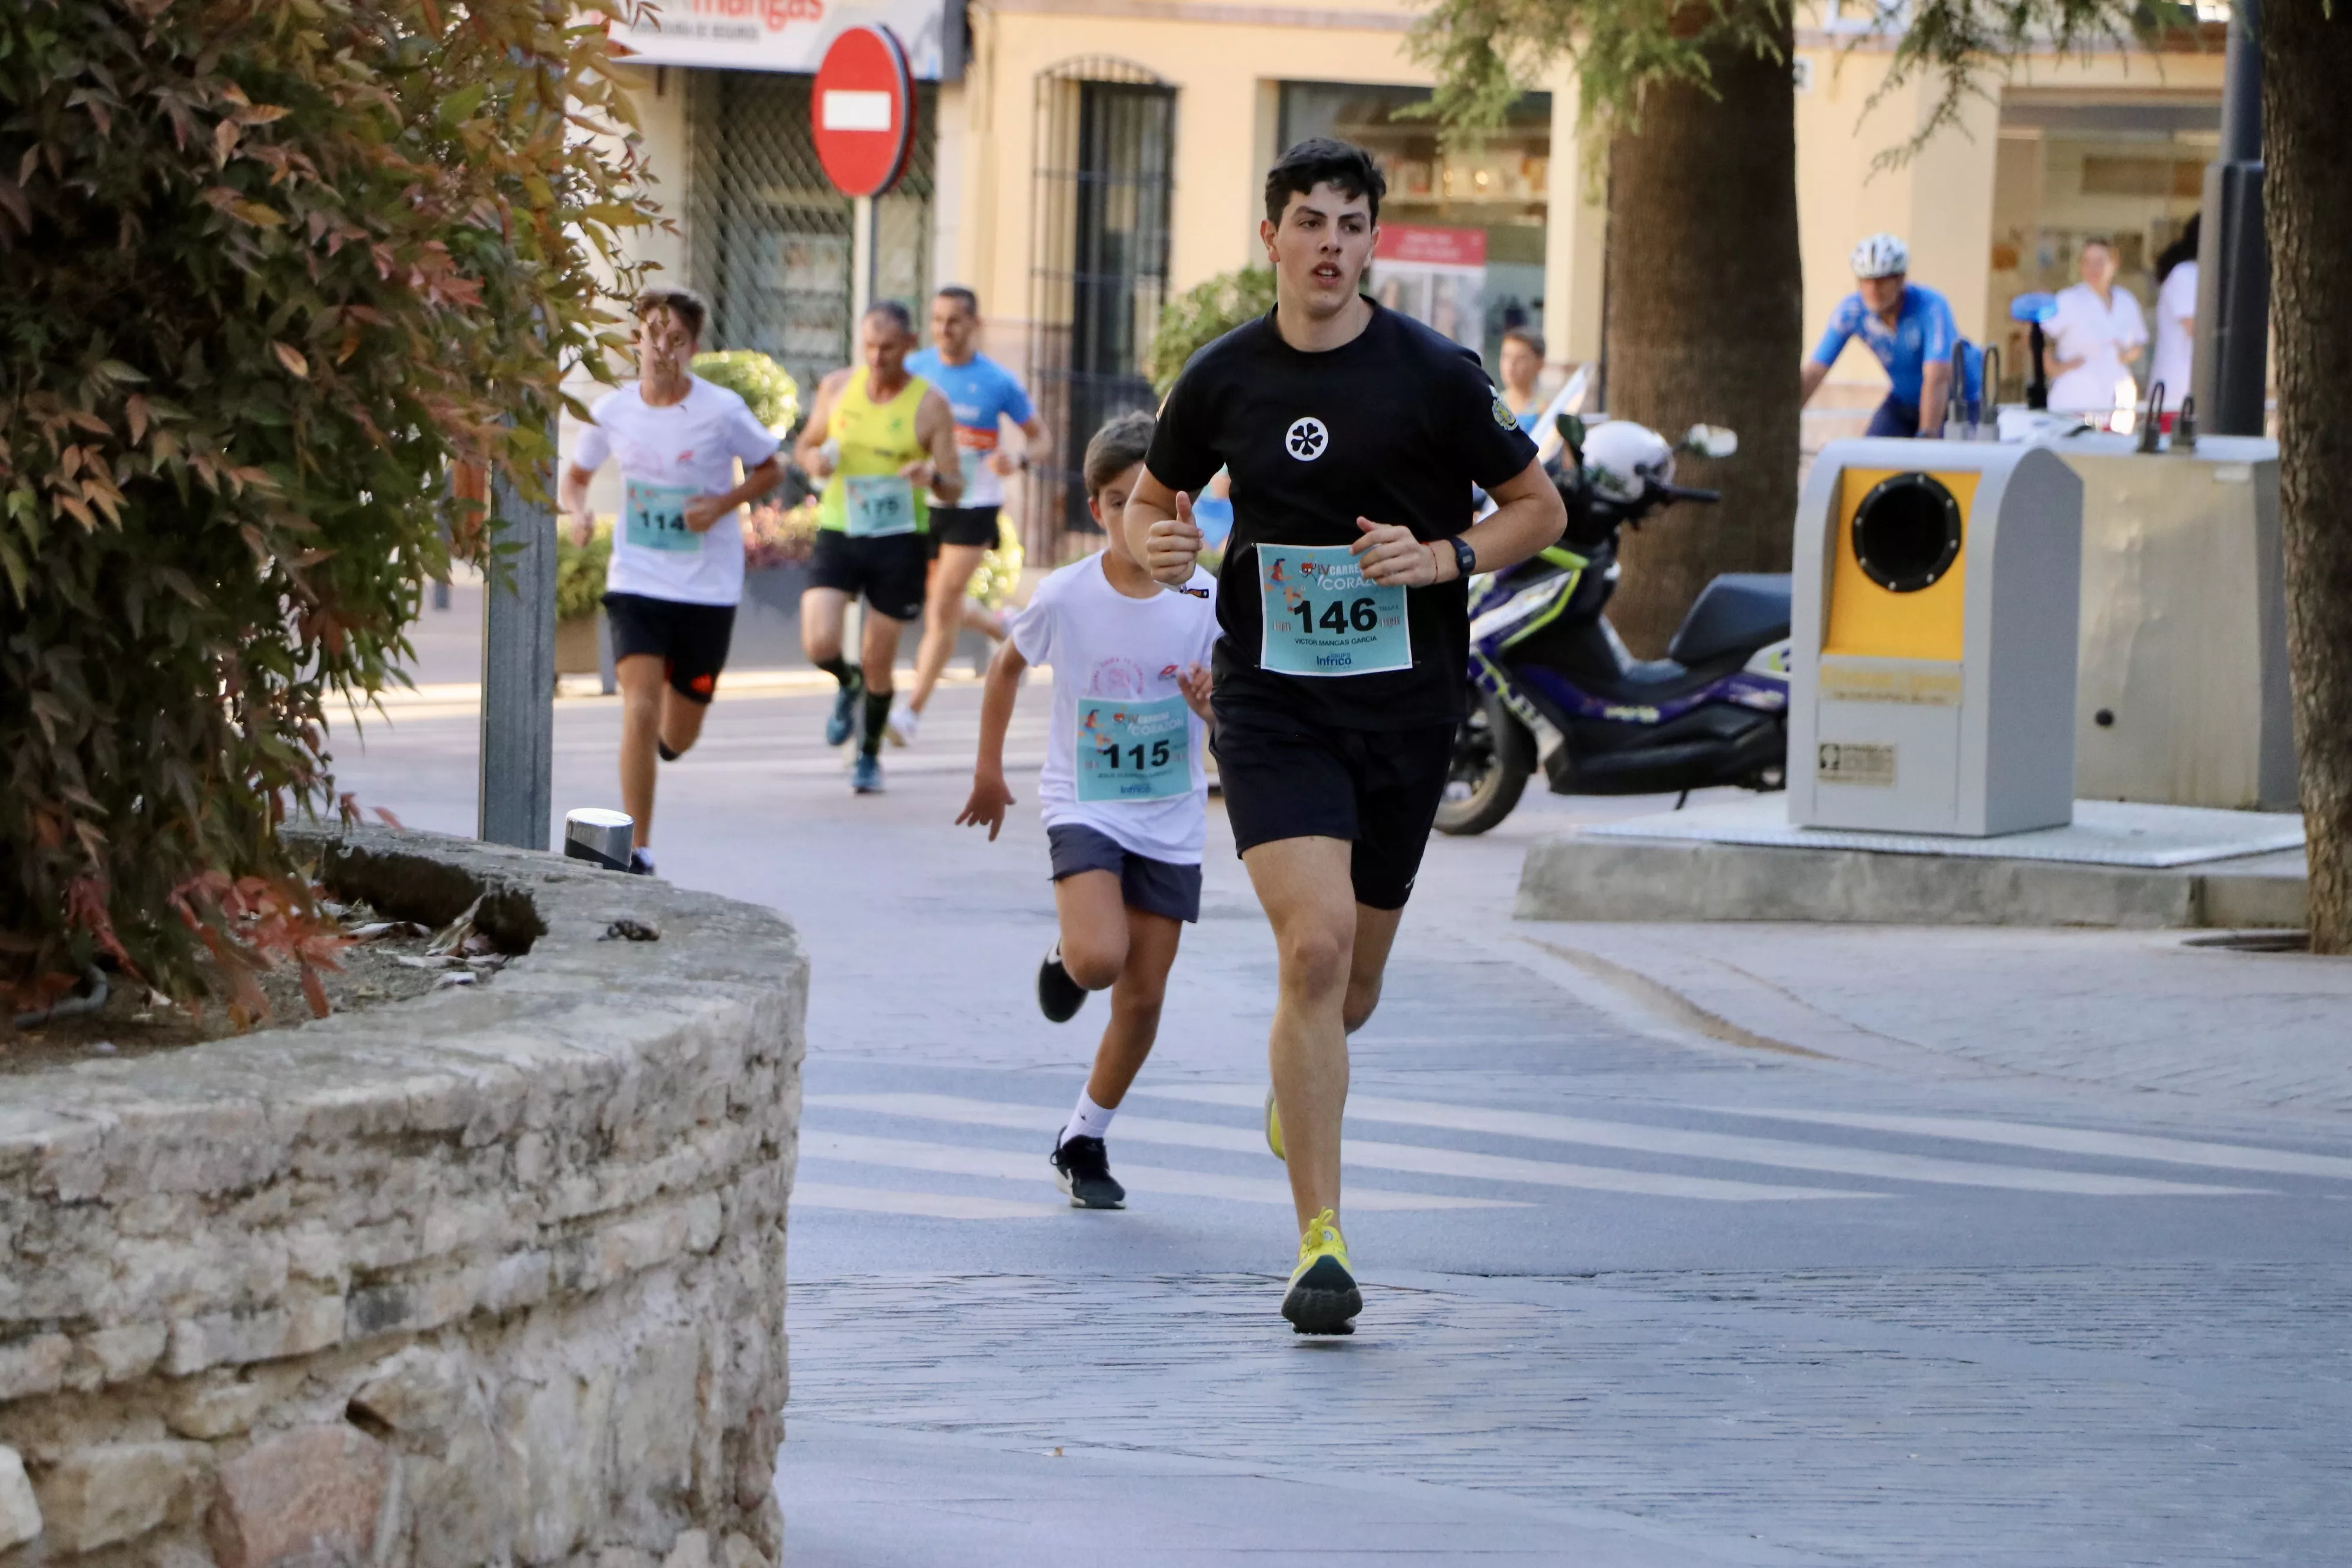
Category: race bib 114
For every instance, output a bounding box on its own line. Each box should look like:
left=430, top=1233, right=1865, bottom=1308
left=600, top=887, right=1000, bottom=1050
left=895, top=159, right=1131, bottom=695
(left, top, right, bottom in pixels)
left=1257, top=544, right=1411, bottom=677
left=623, top=479, right=703, bottom=554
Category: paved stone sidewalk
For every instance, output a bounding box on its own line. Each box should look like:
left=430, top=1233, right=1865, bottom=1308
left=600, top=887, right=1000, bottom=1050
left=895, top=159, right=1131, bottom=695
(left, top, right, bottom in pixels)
left=1527, top=922, right=2352, bottom=1115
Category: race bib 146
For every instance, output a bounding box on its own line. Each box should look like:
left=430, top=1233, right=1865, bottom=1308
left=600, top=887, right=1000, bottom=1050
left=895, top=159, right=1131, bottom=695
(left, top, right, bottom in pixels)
left=1258, top=543, right=1411, bottom=677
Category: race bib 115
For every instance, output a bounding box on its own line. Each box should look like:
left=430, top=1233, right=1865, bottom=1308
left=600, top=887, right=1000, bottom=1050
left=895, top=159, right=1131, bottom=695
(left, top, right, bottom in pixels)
left=1075, top=694, right=1192, bottom=802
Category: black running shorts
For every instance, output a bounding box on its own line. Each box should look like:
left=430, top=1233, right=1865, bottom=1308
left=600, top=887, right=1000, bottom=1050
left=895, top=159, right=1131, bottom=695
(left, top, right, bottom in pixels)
left=1047, top=824, right=1203, bottom=924
left=810, top=529, right=929, bottom=622
left=1211, top=691, right=1453, bottom=912
left=927, top=504, right=1002, bottom=551
left=603, top=592, right=736, bottom=704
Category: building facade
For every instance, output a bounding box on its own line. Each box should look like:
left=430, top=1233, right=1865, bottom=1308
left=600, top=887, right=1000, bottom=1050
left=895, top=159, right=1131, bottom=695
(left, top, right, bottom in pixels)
left=583, top=3, right=2230, bottom=556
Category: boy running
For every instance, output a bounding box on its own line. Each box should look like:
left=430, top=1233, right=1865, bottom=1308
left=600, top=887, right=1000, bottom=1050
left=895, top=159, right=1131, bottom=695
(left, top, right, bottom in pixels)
left=956, top=411, right=1217, bottom=1209
left=561, top=288, right=785, bottom=874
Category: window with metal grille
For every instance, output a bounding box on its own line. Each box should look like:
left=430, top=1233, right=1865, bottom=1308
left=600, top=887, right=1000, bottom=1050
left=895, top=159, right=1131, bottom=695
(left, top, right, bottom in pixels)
left=688, top=71, right=937, bottom=425
left=1027, top=60, right=1174, bottom=564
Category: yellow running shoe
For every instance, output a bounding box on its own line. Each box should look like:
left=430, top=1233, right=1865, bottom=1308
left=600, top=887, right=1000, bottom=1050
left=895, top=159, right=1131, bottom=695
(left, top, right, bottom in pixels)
left=1263, top=1084, right=1285, bottom=1162
left=1281, top=1207, right=1361, bottom=1335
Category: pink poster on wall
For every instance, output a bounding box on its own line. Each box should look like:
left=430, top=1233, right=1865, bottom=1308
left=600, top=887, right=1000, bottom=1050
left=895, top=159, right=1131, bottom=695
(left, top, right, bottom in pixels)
left=1370, top=224, right=1487, bottom=349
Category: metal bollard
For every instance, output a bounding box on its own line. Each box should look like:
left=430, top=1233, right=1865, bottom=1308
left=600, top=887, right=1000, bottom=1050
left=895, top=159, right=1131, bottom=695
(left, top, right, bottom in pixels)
left=563, top=808, right=634, bottom=872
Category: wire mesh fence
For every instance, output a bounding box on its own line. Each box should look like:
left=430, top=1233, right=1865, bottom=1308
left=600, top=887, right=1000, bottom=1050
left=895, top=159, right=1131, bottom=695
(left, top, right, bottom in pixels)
left=688, top=71, right=937, bottom=426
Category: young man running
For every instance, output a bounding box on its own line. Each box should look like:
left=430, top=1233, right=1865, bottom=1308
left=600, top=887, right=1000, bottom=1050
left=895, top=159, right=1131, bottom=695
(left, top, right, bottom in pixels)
left=896, top=286, right=1053, bottom=746
left=958, top=411, right=1217, bottom=1209
left=561, top=288, right=784, bottom=874
left=793, top=301, right=963, bottom=793
left=1129, top=139, right=1566, bottom=1334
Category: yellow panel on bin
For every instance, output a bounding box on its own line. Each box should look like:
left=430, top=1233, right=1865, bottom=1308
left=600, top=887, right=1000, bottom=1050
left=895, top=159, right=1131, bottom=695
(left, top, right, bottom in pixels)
left=1824, top=466, right=1978, bottom=662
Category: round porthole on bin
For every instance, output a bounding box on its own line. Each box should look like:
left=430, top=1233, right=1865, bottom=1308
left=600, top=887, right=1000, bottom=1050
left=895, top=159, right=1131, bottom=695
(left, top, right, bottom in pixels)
left=1851, top=472, right=1964, bottom=593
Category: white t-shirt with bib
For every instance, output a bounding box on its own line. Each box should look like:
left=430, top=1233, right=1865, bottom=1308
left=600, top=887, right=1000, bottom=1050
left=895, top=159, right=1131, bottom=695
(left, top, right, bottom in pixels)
left=1011, top=553, right=1219, bottom=866
left=575, top=377, right=780, bottom=607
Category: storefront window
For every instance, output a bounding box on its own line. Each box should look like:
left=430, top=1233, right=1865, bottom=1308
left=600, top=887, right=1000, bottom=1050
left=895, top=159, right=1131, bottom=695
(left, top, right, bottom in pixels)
left=1985, top=97, right=2218, bottom=403
left=1276, top=82, right=1550, bottom=369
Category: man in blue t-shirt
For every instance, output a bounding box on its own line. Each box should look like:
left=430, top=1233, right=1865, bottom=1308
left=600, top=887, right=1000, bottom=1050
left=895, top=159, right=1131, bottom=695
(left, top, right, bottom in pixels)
left=1799, top=233, right=1958, bottom=439
left=895, top=286, right=1052, bottom=744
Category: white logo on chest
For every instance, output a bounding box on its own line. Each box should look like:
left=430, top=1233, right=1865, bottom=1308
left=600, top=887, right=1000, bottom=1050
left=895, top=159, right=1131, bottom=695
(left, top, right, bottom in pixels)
left=1285, top=417, right=1329, bottom=462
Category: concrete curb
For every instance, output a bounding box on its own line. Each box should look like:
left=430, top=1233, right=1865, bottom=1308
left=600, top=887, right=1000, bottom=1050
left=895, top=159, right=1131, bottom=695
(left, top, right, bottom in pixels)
left=1515, top=834, right=2308, bottom=929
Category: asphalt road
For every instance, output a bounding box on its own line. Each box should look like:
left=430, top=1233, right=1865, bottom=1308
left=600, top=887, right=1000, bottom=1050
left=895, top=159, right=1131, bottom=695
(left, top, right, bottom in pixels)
left=331, top=665, right=2352, bottom=1567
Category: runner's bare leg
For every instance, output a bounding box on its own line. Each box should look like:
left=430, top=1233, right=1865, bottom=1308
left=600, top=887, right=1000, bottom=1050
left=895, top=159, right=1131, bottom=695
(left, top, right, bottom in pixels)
left=860, top=606, right=906, bottom=700
left=615, top=654, right=666, bottom=850
left=1243, top=835, right=1358, bottom=1231
left=910, top=541, right=992, bottom=716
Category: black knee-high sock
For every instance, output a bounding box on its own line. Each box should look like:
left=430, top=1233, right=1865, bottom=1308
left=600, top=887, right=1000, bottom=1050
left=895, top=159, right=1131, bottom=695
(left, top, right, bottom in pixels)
left=816, top=655, right=858, bottom=691
left=861, top=690, right=892, bottom=757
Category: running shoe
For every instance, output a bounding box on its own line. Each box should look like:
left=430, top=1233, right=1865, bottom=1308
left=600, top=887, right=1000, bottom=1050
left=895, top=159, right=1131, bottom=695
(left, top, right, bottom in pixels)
left=824, top=672, right=863, bottom=747
left=1281, top=1207, right=1361, bottom=1336
left=1036, top=942, right=1086, bottom=1023
left=851, top=753, right=884, bottom=794
left=885, top=703, right=919, bottom=748
left=1264, top=1084, right=1285, bottom=1162
left=1048, top=1134, right=1126, bottom=1209
left=628, top=847, right=657, bottom=877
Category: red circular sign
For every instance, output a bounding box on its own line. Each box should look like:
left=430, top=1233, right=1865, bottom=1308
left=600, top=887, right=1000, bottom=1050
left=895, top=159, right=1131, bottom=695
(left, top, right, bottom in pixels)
left=811, top=25, right=915, bottom=198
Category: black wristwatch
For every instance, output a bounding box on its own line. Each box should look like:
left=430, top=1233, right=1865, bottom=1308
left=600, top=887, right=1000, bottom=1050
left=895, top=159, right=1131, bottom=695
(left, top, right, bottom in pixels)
left=1445, top=535, right=1477, bottom=580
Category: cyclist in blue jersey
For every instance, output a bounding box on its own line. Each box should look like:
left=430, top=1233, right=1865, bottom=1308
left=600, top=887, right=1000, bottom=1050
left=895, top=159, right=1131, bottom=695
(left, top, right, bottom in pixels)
left=1799, top=234, right=1956, bottom=439
left=897, top=286, right=1053, bottom=745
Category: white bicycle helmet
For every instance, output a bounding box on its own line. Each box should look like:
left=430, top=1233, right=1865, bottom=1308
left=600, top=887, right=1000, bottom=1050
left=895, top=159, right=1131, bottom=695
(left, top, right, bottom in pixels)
left=1850, top=233, right=1909, bottom=280
left=1580, top=420, right=1674, bottom=505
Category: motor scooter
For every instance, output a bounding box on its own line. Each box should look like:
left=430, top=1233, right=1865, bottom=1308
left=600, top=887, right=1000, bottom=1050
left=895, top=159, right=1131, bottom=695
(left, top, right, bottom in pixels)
left=1438, top=416, right=1792, bottom=835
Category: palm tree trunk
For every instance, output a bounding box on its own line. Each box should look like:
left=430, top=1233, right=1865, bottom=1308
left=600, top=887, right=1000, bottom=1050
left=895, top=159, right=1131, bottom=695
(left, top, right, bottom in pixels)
left=1599, top=2, right=1802, bottom=657
left=2263, top=5, right=2352, bottom=952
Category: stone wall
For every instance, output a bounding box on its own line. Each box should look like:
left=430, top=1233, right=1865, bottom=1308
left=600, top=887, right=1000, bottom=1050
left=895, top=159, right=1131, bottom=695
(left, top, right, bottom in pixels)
left=0, top=826, right=806, bottom=1566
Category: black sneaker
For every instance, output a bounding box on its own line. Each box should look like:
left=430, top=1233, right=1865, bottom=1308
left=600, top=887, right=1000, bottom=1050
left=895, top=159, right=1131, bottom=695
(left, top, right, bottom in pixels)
left=1049, top=1134, right=1126, bottom=1209
left=1037, top=942, right=1086, bottom=1023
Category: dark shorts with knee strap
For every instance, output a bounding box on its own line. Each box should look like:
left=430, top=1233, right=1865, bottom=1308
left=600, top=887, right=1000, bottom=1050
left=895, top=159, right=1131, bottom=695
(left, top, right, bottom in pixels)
left=603, top=592, right=735, bottom=704
left=1210, top=687, right=1453, bottom=912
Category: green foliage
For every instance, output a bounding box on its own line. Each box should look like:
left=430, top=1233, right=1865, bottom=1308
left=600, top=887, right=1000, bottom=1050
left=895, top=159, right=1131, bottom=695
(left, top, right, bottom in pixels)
left=1146, top=268, right=1279, bottom=396
left=0, top=0, right=658, bottom=1006
left=691, top=349, right=801, bottom=433
left=969, top=513, right=1025, bottom=611
left=556, top=522, right=613, bottom=623
left=1408, top=0, right=2168, bottom=171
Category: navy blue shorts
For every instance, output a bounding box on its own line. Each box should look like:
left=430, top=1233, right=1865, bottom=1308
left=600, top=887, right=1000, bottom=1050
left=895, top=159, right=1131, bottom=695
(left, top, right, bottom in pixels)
left=1865, top=396, right=1923, bottom=439
left=1047, top=824, right=1202, bottom=924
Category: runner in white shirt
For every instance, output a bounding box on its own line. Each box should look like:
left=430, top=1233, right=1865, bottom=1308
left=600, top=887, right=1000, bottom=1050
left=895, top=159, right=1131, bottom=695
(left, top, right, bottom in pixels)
left=956, top=411, right=1217, bottom=1210
left=560, top=289, right=783, bottom=874
left=2044, top=239, right=2149, bottom=418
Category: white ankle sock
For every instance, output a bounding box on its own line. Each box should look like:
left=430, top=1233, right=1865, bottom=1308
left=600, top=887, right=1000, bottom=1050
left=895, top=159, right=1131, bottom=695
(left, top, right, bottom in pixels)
left=1060, top=1089, right=1117, bottom=1146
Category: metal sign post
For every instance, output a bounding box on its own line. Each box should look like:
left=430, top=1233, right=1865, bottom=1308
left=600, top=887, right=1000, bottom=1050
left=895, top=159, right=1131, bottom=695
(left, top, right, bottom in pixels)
left=479, top=436, right=556, bottom=850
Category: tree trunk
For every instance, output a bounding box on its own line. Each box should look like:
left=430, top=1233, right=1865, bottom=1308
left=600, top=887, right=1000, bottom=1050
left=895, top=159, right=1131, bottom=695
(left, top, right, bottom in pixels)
left=2263, top=6, right=2352, bottom=953
left=1599, top=5, right=1802, bottom=657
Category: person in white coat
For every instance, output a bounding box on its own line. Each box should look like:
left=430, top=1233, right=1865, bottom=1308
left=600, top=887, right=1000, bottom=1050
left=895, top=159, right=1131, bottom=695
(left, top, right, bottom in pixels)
left=2147, top=215, right=2201, bottom=417
left=2044, top=238, right=2148, bottom=419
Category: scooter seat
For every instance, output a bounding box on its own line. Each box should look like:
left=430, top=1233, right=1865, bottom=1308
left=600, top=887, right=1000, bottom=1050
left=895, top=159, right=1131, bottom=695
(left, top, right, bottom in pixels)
left=1612, top=656, right=1697, bottom=692
left=1667, top=573, right=1792, bottom=668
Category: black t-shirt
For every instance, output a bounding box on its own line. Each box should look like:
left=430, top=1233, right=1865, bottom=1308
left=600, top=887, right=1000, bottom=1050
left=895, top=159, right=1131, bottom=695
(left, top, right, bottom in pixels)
left=1145, top=302, right=1537, bottom=730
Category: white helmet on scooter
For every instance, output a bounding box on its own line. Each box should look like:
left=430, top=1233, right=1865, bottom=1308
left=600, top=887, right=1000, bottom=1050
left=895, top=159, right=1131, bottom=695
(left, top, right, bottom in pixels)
left=1849, top=232, right=1909, bottom=280
left=1580, top=420, right=1674, bottom=505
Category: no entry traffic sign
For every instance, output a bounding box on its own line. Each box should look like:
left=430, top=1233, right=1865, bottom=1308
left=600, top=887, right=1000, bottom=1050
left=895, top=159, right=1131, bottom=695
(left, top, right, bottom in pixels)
left=812, top=25, right=916, bottom=198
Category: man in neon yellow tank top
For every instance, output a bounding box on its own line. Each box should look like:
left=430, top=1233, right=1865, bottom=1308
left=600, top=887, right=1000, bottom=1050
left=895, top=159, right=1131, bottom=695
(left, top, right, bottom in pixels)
left=795, top=300, right=963, bottom=793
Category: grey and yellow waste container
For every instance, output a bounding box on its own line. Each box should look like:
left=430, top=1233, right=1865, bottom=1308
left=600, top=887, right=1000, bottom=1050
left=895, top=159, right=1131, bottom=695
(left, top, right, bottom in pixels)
left=1789, top=440, right=2084, bottom=836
